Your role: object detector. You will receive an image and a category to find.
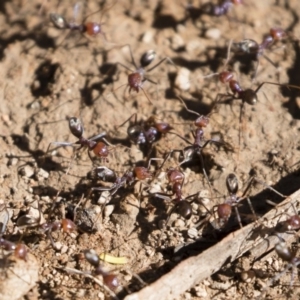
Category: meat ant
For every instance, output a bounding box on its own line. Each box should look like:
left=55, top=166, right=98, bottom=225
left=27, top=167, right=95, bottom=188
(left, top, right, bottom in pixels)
left=232, top=27, right=288, bottom=78
left=152, top=167, right=195, bottom=224
left=115, top=46, right=174, bottom=103
left=261, top=236, right=300, bottom=294
left=47, top=117, right=115, bottom=165
left=87, top=158, right=161, bottom=203
left=117, top=113, right=173, bottom=156
left=16, top=202, right=76, bottom=250
left=163, top=97, right=231, bottom=189
left=0, top=238, right=27, bottom=261
left=201, top=0, right=242, bottom=17
left=213, top=173, right=286, bottom=229
left=83, top=249, right=119, bottom=291
left=49, top=2, right=116, bottom=45
left=186, top=0, right=242, bottom=22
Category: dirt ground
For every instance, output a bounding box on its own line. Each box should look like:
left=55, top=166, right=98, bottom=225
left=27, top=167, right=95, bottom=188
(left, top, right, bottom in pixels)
left=0, top=0, right=300, bottom=299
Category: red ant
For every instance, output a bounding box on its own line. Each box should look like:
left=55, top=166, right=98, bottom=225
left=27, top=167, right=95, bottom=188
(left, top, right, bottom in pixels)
left=272, top=203, right=300, bottom=233
left=118, top=113, right=173, bottom=148
left=213, top=173, right=286, bottom=229
left=49, top=2, right=116, bottom=43
left=152, top=167, right=195, bottom=223
left=83, top=249, right=119, bottom=291
left=47, top=117, right=115, bottom=164
left=0, top=238, right=28, bottom=261
left=87, top=158, right=161, bottom=201
left=201, top=0, right=242, bottom=17
left=186, top=0, right=242, bottom=21
left=232, top=27, right=288, bottom=78
left=163, top=97, right=231, bottom=189
left=115, top=47, right=173, bottom=103
left=261, top=236, right=300, bottom=294
left=16, top=203, right=76, bottom=250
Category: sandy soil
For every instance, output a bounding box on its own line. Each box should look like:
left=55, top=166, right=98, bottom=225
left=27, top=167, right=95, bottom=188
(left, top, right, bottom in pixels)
left=0, top=0, right=300, bottom=299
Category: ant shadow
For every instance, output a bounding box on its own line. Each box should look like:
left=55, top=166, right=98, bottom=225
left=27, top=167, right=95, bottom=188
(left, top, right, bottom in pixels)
left=281, top=41, right=300, bottom=119
left=30, top=60, right=61, bottom=98
left=79, top=61, right=118, bottom=107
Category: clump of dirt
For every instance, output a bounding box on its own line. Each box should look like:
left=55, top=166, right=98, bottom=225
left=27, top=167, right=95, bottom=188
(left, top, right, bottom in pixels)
left=0, top=0, right=300, bottom=299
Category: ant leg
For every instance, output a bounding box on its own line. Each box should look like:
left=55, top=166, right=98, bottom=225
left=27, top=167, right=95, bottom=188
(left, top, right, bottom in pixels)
left=140, top=86, right=153, bottom=104
left=246, top=196, right=258, bottom=222
left=253, top=178, right=287, bottom=198
left=234, top=206, right=243, bottom=228
left=117, top=113, right=137, bottom=129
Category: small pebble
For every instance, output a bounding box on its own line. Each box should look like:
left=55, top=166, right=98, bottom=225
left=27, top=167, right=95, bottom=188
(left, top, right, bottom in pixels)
left=20, top=165, right=34, bottom=178
left=187, top=227, right=198, bottom=239
left=104, top=205, right=115, bottom=218
left=175, top=67, right=190, bottom=91
left=205, top=28, right=221, bottom=40
left=37, top=168, right=49, bottom=179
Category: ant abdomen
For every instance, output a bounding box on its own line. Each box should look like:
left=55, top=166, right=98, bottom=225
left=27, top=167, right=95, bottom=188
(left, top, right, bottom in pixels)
left=50, top=13, right=67, bottom=29
left=140, top=50, right=156, bottom=68
left=176, top=201, right=192, bottom=219
left=226, top=174, right=239, bottom=195
left=69, top=117, right=84, bottom=138
left=241, top=89, right=258, bottom=105
left=127, top=126, right=146, bottom=144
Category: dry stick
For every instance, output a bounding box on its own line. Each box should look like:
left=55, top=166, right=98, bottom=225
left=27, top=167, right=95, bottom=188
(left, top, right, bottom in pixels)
left=124, top=188, right=300, bottom=300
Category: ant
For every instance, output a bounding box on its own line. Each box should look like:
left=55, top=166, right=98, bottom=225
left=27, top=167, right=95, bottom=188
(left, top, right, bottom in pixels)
left=213, top=173, right=256, bottom=229
left=186, top=0, right=242, bottom=21
left=213, top=173, right=286, bottom=229
left=0, top=238, right=27, bottom=261
left=201, top=0, right=242, bottom=17
left=87, top=158, right=161, bottom=202
left=83, top=249, right=119, bottom=291
left=47, top=117, right=115, bottom=164
left=117, top=113, right=173, bottom=154
left=115, top=47, right=174, bottom=103
left=163, top=97, right=230, bottom=189
left=152, top=167, right=196, bottom=224
left=49, top=2, right=116, bottom=44
left=261, top=236, right=300, bottom=294
left=16, top=202, right=76, bottom=250
left=232, top=27, right=288, bottom=78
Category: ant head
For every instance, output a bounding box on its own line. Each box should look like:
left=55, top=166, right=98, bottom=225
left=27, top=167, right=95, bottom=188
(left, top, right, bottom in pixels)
left=50, top=13, right=67, bottom=29
left=243, top=89, right=257, bottom=105
left=69, top=117, right=83, bottom=139
left=84, top=249, right=99, bottom=267
left=226, top=173, right=239, bottom=195
left=140, top=50, right=156, bottom=68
